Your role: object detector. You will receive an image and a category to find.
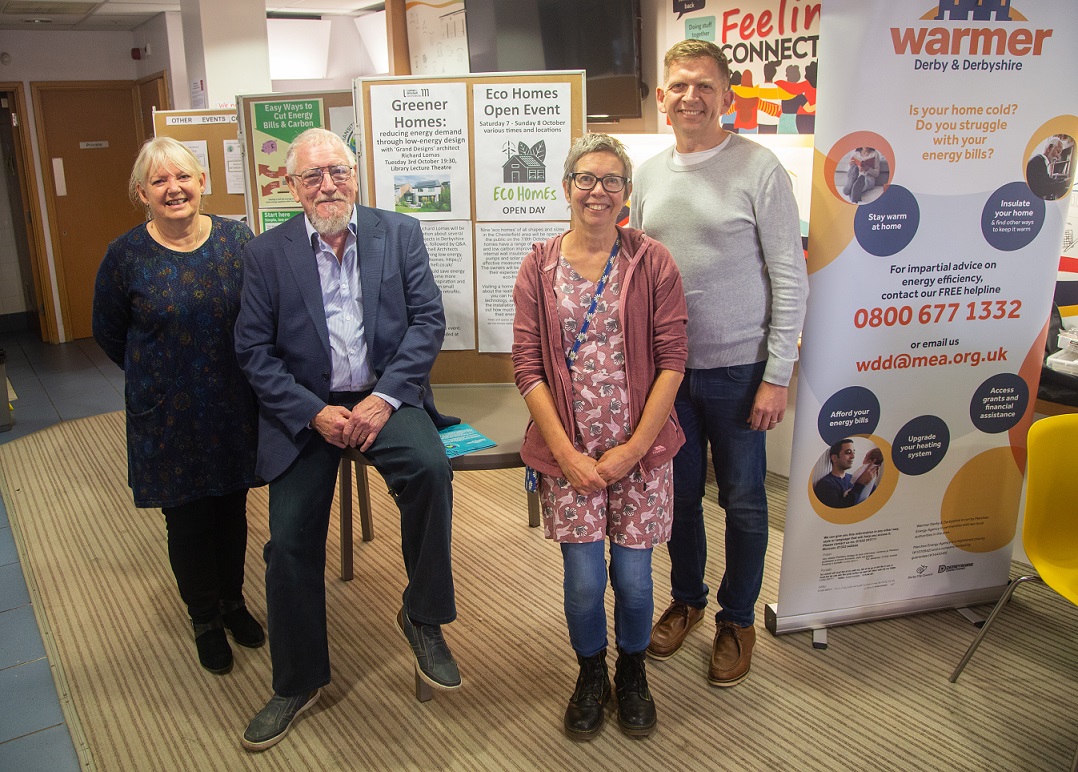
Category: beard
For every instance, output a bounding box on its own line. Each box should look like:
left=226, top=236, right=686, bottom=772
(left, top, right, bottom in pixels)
left=308, top=197, right=353, bottom=236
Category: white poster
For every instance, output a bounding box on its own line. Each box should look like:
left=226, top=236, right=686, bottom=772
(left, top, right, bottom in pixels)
left=224, top=139, right=244, bottom=195
left=472, top=82, right=574, bottom=222
left=181, top=139, right=211, bottom=195
left=770, top=0, right=1077, bottom=633
left=420, top=220, right=474, bottom=350
left=406, top=0, right=469, bottom=76
left=369, top=82, right=470, bottom=220
left=328, top=104, right=358, bottom=158
left=476, top=221, right=565, bottom=352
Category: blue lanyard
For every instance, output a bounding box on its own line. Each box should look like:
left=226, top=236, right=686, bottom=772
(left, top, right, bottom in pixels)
left=565, top=237, right=620, bottom=370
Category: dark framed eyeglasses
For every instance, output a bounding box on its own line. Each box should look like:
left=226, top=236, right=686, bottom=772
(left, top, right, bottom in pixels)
left=567, top=172, right=629, bottom=193
left=291, top=165, right=353, bottom=189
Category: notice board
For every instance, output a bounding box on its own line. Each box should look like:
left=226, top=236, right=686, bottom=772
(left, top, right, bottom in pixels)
left=354, top=71, right=586, bottom=383
left=236, top=90, right=358, bottom=234
left=152, top=109, right=246, bottom=219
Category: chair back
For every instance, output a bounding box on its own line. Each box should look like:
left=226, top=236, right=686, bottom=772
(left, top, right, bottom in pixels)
left=1022, top=414, right=1078, bottom=606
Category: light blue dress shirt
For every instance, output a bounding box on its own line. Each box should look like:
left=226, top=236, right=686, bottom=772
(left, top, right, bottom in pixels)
left=305, top=209, right=401, bottom=410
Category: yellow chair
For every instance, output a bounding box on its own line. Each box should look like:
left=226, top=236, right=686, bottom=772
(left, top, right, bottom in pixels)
left=951, top=413, right=1078, bottom=680
left=950, top=413, right=1078, bottom=683
left=949, top=414, right=1078, bottom=769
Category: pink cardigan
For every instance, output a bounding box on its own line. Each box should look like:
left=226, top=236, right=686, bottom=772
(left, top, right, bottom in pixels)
left=512, top=226, right=689, bottom=477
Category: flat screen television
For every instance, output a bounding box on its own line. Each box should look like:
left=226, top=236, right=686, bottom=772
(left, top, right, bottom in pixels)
left=464, top=0, right=644, bottom=122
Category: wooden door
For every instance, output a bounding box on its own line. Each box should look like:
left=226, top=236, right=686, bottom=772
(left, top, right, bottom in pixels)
left=32, top=81, right=144, bottom=340
left=136, top=72, right=170, bottom=143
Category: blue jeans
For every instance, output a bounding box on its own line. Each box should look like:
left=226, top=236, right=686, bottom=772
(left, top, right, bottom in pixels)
left=668, top=363, right=769, bottom=627
left=562, top=541, right=653, bottom=657
left=264, top=399, right=455, bottom=696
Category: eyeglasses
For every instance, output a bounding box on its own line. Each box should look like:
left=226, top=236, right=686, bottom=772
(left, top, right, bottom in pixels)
left=291, top=165, right=353, bottom=189
left=567, top=172, right=629, bottom=193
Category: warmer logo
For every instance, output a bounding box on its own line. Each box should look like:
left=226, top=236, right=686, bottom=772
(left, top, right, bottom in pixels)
left=891, top=2, right=1051, bottom=60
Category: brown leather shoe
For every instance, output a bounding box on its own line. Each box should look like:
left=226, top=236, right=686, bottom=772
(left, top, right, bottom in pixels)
left=647, top=600, right=706, bottom=661
left=708, top=621, right=756, bottom=687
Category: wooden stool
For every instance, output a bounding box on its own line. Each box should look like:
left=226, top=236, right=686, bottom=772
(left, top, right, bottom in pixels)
left=335, top=384, right=538, bottom=700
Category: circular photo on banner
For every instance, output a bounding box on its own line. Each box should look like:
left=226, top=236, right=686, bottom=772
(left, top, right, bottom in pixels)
left=1024, top=133, right=1075, bottom=201
left=807, top=435, right=897, bottom=525
left=824, top=132, right=896, bottom=205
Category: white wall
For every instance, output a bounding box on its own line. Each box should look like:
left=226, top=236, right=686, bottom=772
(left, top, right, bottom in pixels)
left=133, top=12, right=189, bottom=109
left=271, top=14, right=384, bottom=94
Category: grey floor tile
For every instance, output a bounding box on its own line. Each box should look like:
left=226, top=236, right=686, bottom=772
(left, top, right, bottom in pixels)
left=5, top=379, right=53, bottom=409
left=0, top=659, right=66, bottom=744
left=103, top=370, right=126, bottom=395
left=0, top=498, right=8, bottom=528
left=5, top=373, right=50, bottom=407
left=0, top=606, right=46, bottom=669
left=53, top=391, right=125, bottom=421
left=0, top=724, right=80, bottom=772
left=39, top=370, right=112, bottom=403
left=0, top=527, right=15, bottom=567
left=27, top=345, right=94, bottom=376
left=0, top=563, right=30, bottom=613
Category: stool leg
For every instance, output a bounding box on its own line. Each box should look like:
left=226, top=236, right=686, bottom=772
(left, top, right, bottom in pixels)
left=338, top=457, right=354, bottom=582
left=527, top=490, right=540, bottom=528
left=415, top=669, right=433, bottom=702
left=357, top=463, right=374, bottom=541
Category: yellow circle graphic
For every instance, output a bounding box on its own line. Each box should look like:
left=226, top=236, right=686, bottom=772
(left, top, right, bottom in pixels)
left=940, top=447, right=1023, bottom=553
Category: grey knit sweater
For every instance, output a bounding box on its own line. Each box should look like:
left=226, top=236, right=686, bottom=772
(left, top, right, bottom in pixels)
left=630, top=133, right=808, bottom=386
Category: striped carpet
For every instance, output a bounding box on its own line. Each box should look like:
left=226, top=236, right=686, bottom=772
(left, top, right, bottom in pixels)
left=1, top=412, right=1075, bottom=771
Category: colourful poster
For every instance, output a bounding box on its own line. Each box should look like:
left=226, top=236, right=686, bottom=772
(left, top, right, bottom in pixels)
left=368, top=82, right=470, bottom=220
left=770, top=0, right=1077, bottom=633
left=250, top=98, right=324, bottom=209
left=664, top=0, right=821, bottom=136
left=472, top=82, right=574, bottom=222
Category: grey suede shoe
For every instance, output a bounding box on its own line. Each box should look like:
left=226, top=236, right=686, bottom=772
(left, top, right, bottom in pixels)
left=241, top=690, right=320, bottom=752
left=396, top=607, right=462, bottom=689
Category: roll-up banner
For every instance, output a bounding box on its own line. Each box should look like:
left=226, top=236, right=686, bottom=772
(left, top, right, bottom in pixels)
left=769, top=0, right=1077, bottom=635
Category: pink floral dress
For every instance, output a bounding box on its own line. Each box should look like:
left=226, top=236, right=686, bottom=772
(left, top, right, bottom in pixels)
left=539, top=254, right=673, bottom=548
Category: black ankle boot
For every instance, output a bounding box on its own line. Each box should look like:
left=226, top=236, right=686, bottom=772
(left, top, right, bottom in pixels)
left=220, top=598, right=266, bottom=648
left=564, top=649, right=610, bottom=740
left=193, top=617, right=233, bottom=674
left=614, top=648, right=656, bottom=737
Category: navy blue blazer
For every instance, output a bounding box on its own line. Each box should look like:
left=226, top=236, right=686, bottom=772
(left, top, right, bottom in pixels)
left=235, top=206, right=454, bottom=482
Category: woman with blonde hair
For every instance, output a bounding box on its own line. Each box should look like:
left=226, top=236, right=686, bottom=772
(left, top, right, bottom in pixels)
left=93, top=137, right=263, bottom=675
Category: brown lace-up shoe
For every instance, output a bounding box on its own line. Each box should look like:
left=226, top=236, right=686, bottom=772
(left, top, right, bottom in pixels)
left=647, top=600, right=706, bottom=661
left=708, top=621, right=756, bottom=687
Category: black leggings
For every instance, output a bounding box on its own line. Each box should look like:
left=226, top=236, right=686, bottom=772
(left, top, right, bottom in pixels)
left=161, top=489, right=250, bottom=624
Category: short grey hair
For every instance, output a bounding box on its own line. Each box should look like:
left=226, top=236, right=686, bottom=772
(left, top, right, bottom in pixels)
left=128, top=137, right=203, bottom=211
left=562, top=133, right=632, bottom=182
left=285, top=128, right=356, bottom=174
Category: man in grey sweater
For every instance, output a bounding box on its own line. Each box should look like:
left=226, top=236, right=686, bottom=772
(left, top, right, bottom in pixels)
left=629, top=39, right=808, bottom=687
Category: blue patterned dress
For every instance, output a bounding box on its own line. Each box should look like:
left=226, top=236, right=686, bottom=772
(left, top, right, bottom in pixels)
left=92, top=215, right=260, bottom=508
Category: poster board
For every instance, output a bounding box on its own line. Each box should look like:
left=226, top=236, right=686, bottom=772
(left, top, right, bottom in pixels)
left=354, top=71, right=586, bottom=384
left=236, top=90, right=358, bottom=235
left=152, top=109, right=246, bottom=219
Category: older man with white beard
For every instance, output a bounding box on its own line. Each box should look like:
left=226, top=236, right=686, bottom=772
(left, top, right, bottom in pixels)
left=234, top=128, right=461, bottom=751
